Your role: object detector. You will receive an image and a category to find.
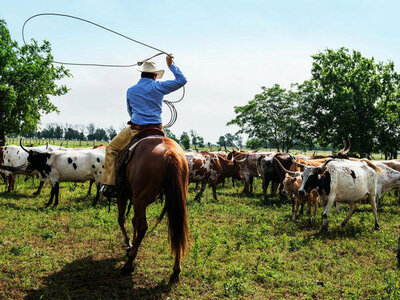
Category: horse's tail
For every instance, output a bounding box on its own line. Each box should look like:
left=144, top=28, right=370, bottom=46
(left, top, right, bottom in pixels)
left=163, top=150, right=190, bottom=257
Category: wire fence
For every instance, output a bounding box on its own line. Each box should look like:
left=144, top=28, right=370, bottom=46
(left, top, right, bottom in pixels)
left=5, top=138, right=109, bottom=148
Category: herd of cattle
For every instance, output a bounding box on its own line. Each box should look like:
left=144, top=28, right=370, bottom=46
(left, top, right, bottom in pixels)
left=1, top=140, right=400, bottom=231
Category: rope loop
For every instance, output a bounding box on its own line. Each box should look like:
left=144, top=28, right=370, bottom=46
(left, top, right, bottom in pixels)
left=22, top=13, right=185, bottom=128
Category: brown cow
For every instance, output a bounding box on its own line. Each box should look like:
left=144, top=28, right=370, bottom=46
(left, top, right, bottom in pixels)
left=228, top=150, right=274, bottom=194
left=185, top=151, right=244, bottom=201
left=282, top=173, right=320, bottom=223
left=274, top=157, right=320, bottom=222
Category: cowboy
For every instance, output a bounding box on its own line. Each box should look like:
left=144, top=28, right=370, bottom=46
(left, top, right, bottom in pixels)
left=100, top=54, right=187, bottom=197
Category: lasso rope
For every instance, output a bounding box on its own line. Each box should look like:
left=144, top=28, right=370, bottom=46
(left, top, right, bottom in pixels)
left=22, top=13, right=184, bottom=128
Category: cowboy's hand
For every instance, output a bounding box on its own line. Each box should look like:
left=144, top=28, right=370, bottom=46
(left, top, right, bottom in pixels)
left=166, top=54, right=174, bottom=67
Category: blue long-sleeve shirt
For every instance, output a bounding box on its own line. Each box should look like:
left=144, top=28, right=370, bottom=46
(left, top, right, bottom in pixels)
left=127, top=64, right=187, bottom=125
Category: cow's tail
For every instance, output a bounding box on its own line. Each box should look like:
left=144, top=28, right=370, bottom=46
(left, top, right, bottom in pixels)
left=163, top=149, right=190, bottom=257
left=361, top=159, right=384, bottom=173
left=256, top=156, right=263, bottom=177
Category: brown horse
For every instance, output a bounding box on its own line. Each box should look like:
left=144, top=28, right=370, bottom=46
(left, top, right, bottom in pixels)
left=117, top=137, right=189, bottom=282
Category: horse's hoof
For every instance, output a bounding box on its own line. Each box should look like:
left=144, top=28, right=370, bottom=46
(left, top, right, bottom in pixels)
left=375, top=224, right=380, bottom=231
left=121, top=263, right=134, bottom=275
left=169, top=271, right=180, bottom=283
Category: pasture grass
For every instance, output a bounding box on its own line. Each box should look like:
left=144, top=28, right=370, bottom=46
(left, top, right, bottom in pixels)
left=1, top=176, right=400, bottom=299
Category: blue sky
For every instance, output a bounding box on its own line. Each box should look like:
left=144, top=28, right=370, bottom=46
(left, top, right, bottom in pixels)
left=2, top=0, right=400, bottom=143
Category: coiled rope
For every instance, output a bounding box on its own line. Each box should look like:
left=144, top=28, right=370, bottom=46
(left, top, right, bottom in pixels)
left=22, top=13, right=184, bottom=128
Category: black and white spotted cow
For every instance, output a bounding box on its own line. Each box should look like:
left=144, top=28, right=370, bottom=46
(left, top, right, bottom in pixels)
left=296, top=158, right=382, bottom=231
left=0, top=144, right=63, bottom=194
left=20, top=142, right=106, bottom=207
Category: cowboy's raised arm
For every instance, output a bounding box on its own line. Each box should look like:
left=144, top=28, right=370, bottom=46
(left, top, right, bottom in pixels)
left=155, top=54, right=187, bottom=95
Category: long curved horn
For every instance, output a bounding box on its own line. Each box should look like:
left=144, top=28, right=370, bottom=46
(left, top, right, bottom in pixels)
left=319, top=158, right=334, bottom=172
left=288, top=153, right=308, bottom=169
left=252, top=148, right=261, bottom=153
left=20, top=138, right=29, bottom=153
left=273, top=157, right=298, bottom=175
left=341, top=138, right=351, bottom=155
left=235, top=154, right=248, bottom=163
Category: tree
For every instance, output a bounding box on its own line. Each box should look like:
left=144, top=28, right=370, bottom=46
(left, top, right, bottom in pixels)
left=180, top=132, right=190, bottom=150
left=54, top=124, right=63, bottom=139
left=107, top=126, right=117, bottom=141
left=64, top=127, right=81, bottom=140
left=76, top=124, right=86, bottom=141
left=217, top=136, right=226, bottom=149
left=190, top=130, right=204, bottom=150
left=298, top=48, right=400, bottom=155
left=197, top=136, right=205, bottom=148
left=86, top=123, right=96, bottom=139
left=93, top=128, right=108, bottom=141
left=227, top=84, right=302, bottom=152
left=164, top=128, right=178, bottom=142
left=246, top=138, right=263, bottom=150
left=0, top=19, right=70, bottom=146
left=234, top=134, right=243, bottom=148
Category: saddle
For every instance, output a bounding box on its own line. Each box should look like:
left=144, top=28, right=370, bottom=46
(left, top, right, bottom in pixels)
left=115, top=127, right=165, bottom=190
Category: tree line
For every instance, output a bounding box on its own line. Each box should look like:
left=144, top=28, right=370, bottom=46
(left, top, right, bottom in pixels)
left=165, top=130, right=242, bottom=150
left=228, top=48, right=400, bottom=159
left=12, top=123, right=118, bottom=142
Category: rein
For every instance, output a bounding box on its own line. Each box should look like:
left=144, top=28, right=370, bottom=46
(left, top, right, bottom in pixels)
left=22, top=13, right=184, bottom=128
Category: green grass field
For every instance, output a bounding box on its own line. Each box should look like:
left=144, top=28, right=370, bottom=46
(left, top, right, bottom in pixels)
left=1, top=176, right=400, bottom=299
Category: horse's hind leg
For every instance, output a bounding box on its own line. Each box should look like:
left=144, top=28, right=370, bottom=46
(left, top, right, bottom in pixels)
left=170, top=249, right=181, bottom=283
left=117, top=195, right=130, bottom=247
left=123, top=202, right=148, bottom=273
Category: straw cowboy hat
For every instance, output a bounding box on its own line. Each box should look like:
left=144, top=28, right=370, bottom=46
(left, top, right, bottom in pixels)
left=138, top=61, right=165, bottom=79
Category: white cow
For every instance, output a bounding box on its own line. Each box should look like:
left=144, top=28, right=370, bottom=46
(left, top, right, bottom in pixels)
left=372, top=162, right=400, bottom=207
left=297, top=159, right=382, bottom=231
left=0, top=144, right=63, bottom=193
left=20, top=144, right=106, bottom=207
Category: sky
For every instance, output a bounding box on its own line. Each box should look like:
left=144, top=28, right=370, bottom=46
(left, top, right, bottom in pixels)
left=2, top=0, right=400, bottom=143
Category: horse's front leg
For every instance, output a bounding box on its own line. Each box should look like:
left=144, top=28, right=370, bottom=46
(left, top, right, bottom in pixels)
left=123, top=204, right=148, bottom=274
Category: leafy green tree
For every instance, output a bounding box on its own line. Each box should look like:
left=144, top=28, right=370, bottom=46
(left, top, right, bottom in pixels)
left=64, top=127, right=81, bottom=140
left=246, top=138, right=263, bottom=150
left=54, top=124, right=63, bottom=139
left=224, top=133, right=235, bottom=147
left=228, top=84, right=302, bottom=152
left=197, top=136, right=205, bottom=148
left=86, top=123, right=96, bottom=139
left=164, top=129, right=178, bottom=142
left=180, top=132, right=190, bottom=149
left=298, top=48, right=400, bottom=155
left=217, top=136, right=226, bottom=149
left=0, top=19, right=70, bottom=146
left=107, top=127, right=117, bottom=141
left=190, top=130, right=204, bottom=150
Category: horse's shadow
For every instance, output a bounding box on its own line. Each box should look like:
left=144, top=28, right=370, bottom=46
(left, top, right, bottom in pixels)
left=25, top=256, right=174, bottom=300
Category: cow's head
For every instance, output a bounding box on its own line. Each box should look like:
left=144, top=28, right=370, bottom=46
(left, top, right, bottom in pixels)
left=295, top=159, right=333, bottom=196
left=20, top=139, right=51, bottom=177
left=273, top=157, right=301, bottom=195
left=282, top=173, right=301, bottom=196
left=231, top=154, right=248, bottom=179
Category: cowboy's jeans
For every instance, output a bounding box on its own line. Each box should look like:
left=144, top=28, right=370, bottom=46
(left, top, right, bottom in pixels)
left=102, top=127, right=139, bottom=186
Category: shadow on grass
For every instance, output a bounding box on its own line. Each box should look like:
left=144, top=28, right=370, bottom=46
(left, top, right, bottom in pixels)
left=25, top=256, right=175, bottom=300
